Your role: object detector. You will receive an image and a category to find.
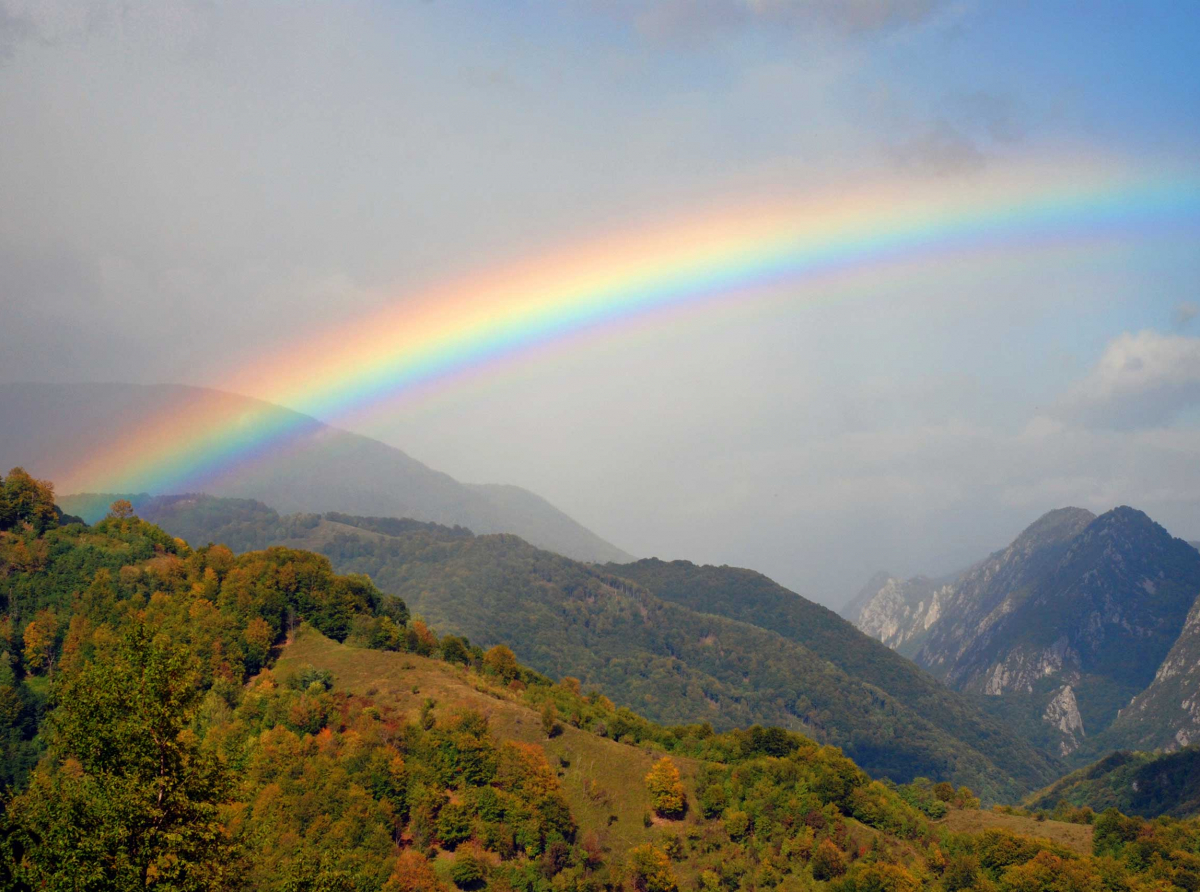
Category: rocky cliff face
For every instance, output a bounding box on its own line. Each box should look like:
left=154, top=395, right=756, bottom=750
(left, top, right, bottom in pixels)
left=1109, top=594, right=1200, bottom=752
left=851, top=508, right=1094, bottom=668
left=1044, top=685, right=1086, bottom=756
left=911, top=508, right=1097, bottom=686
left=850, top=506, right=1200, bottom=761
left=848, top=573, right=949, bottom=654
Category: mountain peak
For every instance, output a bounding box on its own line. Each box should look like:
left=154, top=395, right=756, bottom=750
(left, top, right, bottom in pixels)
left=850, top=502, right=1200, bottom=759
left=1089, top=505, right=1157, bottom=532
left=1066, top=506, right=1183, bottom=566
left=1012, top=506, right=1096, bottom=551
left=839, top=569, right=896, bottom=622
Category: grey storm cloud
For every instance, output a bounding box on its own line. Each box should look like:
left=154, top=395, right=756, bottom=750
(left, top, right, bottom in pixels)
left=888, top=119, right=988, bottom=175
left=950, top=92, right=1028, bottom=145
left=744, top=0, right=943, bottom=32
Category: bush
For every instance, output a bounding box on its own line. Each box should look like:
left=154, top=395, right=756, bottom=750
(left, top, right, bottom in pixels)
left=723, top=809, right=751, bottom=841
left=812, top=839, right=847, bottom=881
left=832, top=862, right=920, bottom=892
left=437, top=802, right=473, bottom=849
left=449, top=849, right=486, bottom=889
left=285, top=664, right=333, bottom=691
left=700, top=783, right=728, bottom=819
left=541, top=701, right=562, bottom=738
left=627, top=844, right=678, bottom=892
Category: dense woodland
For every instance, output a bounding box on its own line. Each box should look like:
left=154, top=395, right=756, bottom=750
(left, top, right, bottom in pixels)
left=6, top=470, right=1200, bottom=890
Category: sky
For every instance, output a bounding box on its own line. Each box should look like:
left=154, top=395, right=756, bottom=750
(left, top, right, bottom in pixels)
left=2, top=0, right=1200, bottom=605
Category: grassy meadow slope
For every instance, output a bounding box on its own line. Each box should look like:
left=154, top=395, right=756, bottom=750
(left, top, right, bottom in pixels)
left=938, top=809, right=1093, bottom=855
left=277, top=626, right=701, bottom=862
left=284, top=626, right=1103, bottom=857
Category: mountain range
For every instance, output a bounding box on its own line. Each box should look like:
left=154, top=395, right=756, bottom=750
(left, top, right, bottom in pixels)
left=845, top=505, right=1200, bottom=761
left=118, top=492, right=1063, bottom=801
left=0, top=381, right=630, bottom=563
left=11, top=385, right=1200, bottom=808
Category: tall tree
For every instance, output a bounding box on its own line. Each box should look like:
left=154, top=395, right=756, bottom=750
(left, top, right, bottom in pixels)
left=4, top=624, right=236, bottom=890
left=645, top=757, right=686, bottom=818
left=0, top=469, right=56, bottom=534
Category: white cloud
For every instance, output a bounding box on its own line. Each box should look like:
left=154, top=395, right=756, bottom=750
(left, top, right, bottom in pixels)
left=1058, top=331, right=1200, bottom=430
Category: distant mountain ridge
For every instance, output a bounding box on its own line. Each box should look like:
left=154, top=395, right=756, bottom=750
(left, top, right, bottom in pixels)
left=847, top=505, right=1200, bottom=760
left=129, top=493, right=1063, bottom=801
left=0, top=381, right=630, bottom=563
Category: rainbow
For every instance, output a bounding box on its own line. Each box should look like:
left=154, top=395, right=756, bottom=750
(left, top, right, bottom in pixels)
left=62, top=158, right=1200, bottom=495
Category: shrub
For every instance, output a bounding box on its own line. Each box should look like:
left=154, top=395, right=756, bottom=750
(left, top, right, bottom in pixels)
left=723, top=809, right=751, bottom=841
left=482, top=645, right=519, bottom=683
left=700, top=783, right=728, bottom=819
left=812, top=839, right=847, bottom=881
left=627, top=844, right=678, bottom=892
left=541, top=701, right=562, bottom=738
left=450, top=848, right=487, bottom=890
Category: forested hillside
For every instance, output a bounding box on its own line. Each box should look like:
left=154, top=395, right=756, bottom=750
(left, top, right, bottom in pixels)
left=607, top=559, right=1060, bottom=795
left=1027, top=747, right=1200, bottom=819
left=133, top=494, right=1058, bottom=800
left=5, top=469, right=1200, bottom=890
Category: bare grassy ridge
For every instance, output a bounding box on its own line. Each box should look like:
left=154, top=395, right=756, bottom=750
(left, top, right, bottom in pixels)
left=276, top=628, right=706, bottom=864
left=939, top=807, right=1093, bottom=855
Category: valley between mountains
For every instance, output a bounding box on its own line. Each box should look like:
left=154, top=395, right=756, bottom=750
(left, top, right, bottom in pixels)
left=86, top=492, right=1062, bottom=803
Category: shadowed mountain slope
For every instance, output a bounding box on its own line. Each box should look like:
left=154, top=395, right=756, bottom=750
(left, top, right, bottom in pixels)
left=1027, top=746, right=1200, bottom=819
left=605, top=557, right=1061, bottom=793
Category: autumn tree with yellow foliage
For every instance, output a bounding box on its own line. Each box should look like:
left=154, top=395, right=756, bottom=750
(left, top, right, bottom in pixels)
left=645, top=756, right=686, bottom=818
